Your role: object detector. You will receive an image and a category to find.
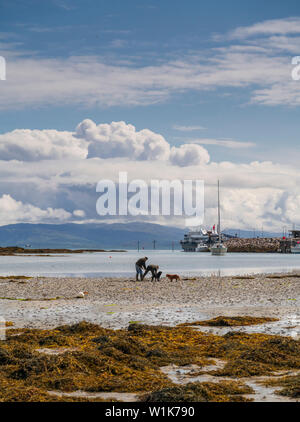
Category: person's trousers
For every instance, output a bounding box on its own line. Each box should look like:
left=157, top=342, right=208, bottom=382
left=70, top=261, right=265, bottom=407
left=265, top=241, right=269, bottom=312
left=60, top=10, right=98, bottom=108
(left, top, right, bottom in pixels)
left=135, top=264, right=144, bottom=280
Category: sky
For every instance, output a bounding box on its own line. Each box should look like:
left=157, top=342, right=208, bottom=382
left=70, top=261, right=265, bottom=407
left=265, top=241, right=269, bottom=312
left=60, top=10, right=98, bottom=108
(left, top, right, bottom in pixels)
left=0, top=0, right=300, bottom=231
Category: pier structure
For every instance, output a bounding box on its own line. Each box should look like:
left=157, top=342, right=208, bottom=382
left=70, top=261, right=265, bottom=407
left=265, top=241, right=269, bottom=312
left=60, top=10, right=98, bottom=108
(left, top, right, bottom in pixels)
left=279, top=230, right=300, bottom=253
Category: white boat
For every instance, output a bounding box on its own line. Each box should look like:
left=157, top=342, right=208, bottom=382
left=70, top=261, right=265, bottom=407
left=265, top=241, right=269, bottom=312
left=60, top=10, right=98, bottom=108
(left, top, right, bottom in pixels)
left=195, top=242, right=209, bottom=252
left=211, top=242, right=228, bottom=256
left=211, top=180, right=227, bottom=256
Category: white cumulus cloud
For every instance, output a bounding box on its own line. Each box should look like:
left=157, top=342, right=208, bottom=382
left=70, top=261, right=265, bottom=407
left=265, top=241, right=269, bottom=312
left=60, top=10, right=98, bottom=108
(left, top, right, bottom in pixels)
left=0, top=119, right=212, bottom=166
left=0, top=129, right=88, bottom=161
left=0, top=194, right=73, bottom=225
left=170, top=144, right=210, bottom=167
left=76, top=119, right=211, bottom=166
left=76, top=119, right=170, bottom=161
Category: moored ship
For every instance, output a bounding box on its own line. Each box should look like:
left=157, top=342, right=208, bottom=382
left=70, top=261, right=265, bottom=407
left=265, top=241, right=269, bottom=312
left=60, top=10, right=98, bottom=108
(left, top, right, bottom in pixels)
left=180, top=227, right=230, bottom=252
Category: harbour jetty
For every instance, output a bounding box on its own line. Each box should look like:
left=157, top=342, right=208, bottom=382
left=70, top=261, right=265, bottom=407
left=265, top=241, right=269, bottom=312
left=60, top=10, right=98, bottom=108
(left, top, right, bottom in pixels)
left=225, top=237, right=280, bottom=253
left=225, top=230, right=300, bottom=253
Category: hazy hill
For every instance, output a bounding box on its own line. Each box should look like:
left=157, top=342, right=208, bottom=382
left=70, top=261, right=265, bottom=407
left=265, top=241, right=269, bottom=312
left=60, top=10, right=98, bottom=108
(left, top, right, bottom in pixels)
left=0, top=222, right=186, bottom=249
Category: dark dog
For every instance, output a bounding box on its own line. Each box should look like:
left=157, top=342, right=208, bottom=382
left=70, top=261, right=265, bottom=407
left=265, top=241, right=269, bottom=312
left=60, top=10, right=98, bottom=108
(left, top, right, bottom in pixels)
left=143, top=265, right=161, bottom=281
left=154, top=271, right=162, bottom=281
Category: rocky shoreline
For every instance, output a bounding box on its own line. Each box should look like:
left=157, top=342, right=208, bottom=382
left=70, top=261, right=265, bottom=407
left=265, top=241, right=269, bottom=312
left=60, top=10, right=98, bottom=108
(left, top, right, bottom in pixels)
left=225, top=237, right=281, bottom=253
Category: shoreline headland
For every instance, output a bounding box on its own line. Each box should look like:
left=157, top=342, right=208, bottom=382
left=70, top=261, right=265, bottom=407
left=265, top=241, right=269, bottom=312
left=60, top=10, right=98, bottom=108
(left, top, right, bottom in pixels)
left=0, top=246, right=127, bottom=256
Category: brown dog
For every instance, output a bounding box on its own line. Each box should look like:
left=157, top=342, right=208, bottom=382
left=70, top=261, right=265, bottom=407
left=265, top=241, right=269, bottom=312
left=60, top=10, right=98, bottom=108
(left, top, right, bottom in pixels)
left=166, top=274, right=180, bottom=282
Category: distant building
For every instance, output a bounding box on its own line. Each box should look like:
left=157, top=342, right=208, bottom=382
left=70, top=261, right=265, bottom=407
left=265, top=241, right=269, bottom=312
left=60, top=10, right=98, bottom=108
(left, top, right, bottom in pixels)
left=289, top=230, right=300, bottom=238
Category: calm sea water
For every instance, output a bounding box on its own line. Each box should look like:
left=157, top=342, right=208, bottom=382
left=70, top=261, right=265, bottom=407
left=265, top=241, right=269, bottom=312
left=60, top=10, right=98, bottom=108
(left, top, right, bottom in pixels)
left=0, top=250, right=300, bottom=277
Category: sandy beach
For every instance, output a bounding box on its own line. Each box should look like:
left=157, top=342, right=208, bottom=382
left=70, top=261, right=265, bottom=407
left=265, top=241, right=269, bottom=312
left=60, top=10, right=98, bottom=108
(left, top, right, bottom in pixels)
left=1, top=273, right=299, bottom=335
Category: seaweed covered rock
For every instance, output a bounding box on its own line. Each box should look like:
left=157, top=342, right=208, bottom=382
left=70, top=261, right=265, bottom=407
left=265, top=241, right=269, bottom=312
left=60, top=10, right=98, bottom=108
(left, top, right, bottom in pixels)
left=238, top=336, right=300, bottom=369
left=141, top=381, right=254, bottom=402
left=179, top=316, right=278, bottom=327
left=127, top=323, right=171, bottom=334
left=38, top=334, right=71, bottom=347
left=57, top=321, right=105, bottom=335
left=146, top=348, right=165, bottom=358
left=108, top=337, right=148, bottom=356
left=212, top=359, right=274, bottom=377
left=10, top=355, right=57, bottom=380
left=92, top=335, right=110, bottom=345
left=0, top=347, right=12, bottom=365
left=261, top=374, right=300, bottom=398
left=43, top=376, right=80, bottom=392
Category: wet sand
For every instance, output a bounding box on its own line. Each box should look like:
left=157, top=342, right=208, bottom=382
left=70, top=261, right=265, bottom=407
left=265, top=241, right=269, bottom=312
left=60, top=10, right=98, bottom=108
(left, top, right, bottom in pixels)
left=1, top=273, right=299, bottom=336
left=161, top=362, right=300, bottom=403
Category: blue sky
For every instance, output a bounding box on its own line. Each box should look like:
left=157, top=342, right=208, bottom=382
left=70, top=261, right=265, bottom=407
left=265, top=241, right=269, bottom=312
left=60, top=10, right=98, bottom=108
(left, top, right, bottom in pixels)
left=1, top=0, right=300, bottom=162
left=0, top=1, right=300, bottom=230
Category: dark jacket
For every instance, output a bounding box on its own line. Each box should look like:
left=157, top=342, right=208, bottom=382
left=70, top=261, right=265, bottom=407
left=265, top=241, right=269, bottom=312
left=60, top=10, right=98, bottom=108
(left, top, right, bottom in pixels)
left=135, top=257, right=148, bottom=269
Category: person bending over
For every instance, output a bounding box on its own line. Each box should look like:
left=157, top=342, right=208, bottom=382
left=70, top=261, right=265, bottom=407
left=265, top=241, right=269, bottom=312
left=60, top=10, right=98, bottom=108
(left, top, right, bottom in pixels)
left=135, top=256, right=148, bottom=281
left=143, top=264, right=160, bottom=281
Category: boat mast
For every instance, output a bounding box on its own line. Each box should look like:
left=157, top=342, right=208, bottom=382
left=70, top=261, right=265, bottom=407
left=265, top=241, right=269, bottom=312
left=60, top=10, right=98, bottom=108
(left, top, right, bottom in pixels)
left=217, top=180, right=221, bottom=243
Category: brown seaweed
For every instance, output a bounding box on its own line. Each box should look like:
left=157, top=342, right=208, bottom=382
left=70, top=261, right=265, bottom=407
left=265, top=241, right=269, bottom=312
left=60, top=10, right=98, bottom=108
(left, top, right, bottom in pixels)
left=0, top=320, right=299, bottom=402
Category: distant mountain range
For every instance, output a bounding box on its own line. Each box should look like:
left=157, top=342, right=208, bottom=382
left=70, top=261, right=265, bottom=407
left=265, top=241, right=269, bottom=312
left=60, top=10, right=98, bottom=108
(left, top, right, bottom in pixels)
left=0, top=223, right=186, bottom=249
left=0, top=223, right=286, bottom=250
